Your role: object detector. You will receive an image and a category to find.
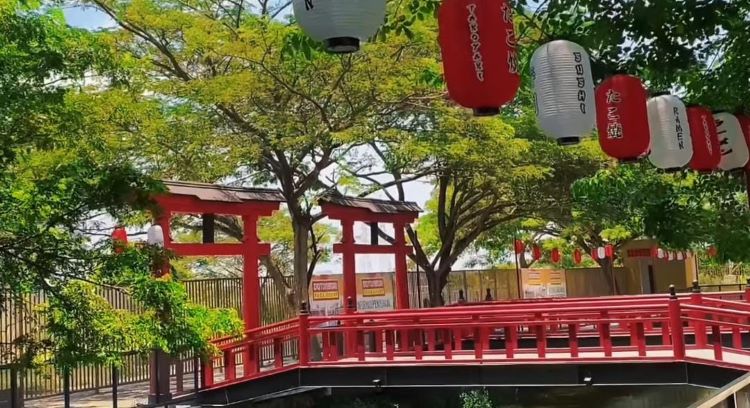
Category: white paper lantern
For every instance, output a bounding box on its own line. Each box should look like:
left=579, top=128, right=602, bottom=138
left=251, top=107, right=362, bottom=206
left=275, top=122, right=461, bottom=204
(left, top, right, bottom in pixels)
left=647, top=94, right=693, bottom=170
left=292, top=0, right=386, bottom=54
left=676, top=251, right=684, bottom=261
left=531, top=40, right=596, bottom=145
left=715, top=112, right=750, bottom=171
left=595, top=247, right=606, bottom=260
left=147, top=225, right=165, bottom=248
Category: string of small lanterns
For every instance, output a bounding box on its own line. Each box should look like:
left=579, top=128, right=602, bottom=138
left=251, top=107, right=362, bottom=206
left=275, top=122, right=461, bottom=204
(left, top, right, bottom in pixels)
left=292, top=0, right=750, bottom=173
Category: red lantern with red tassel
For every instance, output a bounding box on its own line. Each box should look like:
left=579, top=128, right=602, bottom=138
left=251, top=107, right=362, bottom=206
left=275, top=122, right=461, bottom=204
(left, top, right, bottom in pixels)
left=514, top=239, right=525, bottom=254
left=605, top=244, right=614, bottom=259
left=112, top=226, right=128, bottom=254
left=532, top=244, right=542, bottom=261
left=687, top=106, right=721, bottom=172
left=595, top=74, right=651, bottom=162
left=438, top=0, right=521, bottom=116
left=551, top=248, right=561, bottom=264
left=573, top=249, right=582, bottom=265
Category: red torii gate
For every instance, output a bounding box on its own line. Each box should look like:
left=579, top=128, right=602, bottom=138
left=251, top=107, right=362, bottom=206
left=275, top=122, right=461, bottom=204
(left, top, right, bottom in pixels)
left=153, top=181, right=284, bottom=329
left=320, top=195, right=421, bottom=311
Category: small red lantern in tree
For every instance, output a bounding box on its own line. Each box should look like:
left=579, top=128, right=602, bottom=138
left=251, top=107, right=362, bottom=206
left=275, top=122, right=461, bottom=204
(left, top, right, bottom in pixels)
left=595, top=74, right=651, bottom=162
left=551, top=248, right=561, bottom=264
left=532, top=244, right=542, bottom=261
left=573, top=249, right=582, bottom=265
left=112, top=226, right=128, bottom=254
left=687, top=106, right=721, bottom=172
left=707, top=246, right=718, bottom=258
left=514, top=240, right=525, bottom=254
left=438, top=0, right=521, bottom=116
left=605, top=244, right=614, bottom=259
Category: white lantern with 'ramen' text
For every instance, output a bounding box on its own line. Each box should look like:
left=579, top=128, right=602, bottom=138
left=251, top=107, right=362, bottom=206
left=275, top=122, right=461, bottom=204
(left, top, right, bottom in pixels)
left=647, top=94, right=693, bottom=170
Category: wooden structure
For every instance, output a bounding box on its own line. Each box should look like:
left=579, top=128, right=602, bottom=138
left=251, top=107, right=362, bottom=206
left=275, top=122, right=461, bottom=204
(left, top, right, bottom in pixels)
left=153, top=181, right=284, bottom=329
left=194, top=285, right=750, bottom=406
left=150, top=181, right=283, bottom=403
left=320, top=195, right=421, bottom=311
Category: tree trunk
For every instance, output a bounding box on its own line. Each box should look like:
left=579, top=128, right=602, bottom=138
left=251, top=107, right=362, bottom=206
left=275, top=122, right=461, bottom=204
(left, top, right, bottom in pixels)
left=597, top=258, right=619, bottom=295
left=292, top=218, right=310, bottom=307
left=425, top=268, right=445, bottom=307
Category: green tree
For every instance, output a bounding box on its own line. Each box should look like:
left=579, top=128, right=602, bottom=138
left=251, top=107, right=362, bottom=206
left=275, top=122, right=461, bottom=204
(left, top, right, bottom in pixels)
left=79, top=0, right=443, bottom=306
left=0, top=0, right=241, bottom=368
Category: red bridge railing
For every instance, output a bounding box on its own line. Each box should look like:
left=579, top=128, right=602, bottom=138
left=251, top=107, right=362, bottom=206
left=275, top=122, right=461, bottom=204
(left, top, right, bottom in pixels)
left=202, top=287, right=750, bottom=390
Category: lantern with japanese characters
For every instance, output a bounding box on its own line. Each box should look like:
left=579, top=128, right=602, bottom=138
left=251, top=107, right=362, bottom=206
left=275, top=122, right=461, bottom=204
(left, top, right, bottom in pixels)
left=438, top=0, right=520, bottom=116
left=686, top=106, right=721, bottom=172
left=531, top=40, right=596, bottom=145
left=292, top=0, right=386, bottom=54
left=647, top=94, right=693, bottom=170
left=714, top=112, right=750, bottom=171
left=595, top=74, right=650, bottom=161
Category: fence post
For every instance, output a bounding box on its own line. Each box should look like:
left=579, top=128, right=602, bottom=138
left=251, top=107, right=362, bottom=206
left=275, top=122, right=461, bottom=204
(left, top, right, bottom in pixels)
left=668, top=285, right=686, bottom=359
left=691, top=281, right=707, bottom=349
left=299, top=302, right=310, bottom=366
left=63, top=368, right=71, bottom=408
left=111, top=365, right=118, bottom=408
left=10, top=365, right=18, bottom=408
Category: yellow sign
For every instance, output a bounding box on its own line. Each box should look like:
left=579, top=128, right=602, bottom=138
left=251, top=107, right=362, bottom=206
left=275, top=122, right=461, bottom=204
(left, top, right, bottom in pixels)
left=311, top=280, right=340, bottom=301
left=521, top=269, right=567, bottom=299
left=361, top=278, right=386, bottom=297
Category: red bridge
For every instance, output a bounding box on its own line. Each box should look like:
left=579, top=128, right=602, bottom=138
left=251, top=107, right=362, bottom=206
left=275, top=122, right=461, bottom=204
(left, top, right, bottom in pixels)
left=176, top=285, right=750, bottom=406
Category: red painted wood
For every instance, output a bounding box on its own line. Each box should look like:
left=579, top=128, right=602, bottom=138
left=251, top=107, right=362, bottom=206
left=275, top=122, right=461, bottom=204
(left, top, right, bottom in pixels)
left=386, top=331, right=395, bottom=361
left=599, top=311, right=612, bottom=357
left=202, top=357, right=214, bottom=388
left=505, top=326, right=516, bottom=358
left=320, top=204, right=418, bottom=223
left=332, top=243, right=412, bottom=254
left=415, top=343, right=424, bottom=361
left=224, top=349, right=236, bottom=382
left=712, top=324, right=723, bottom=360
left=569, top=324, right=579, bottom=357
left=668, top=297, right=685, bottom=359
left=394, top=222, right=410, bottom=309
left=474, top=327, right=483, bottom=359
left=444, top=329, right=453, bottom=360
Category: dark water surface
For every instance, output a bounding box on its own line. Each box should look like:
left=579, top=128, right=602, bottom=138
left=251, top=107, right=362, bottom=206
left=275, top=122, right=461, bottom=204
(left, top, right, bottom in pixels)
left=252, top=385, right=713, bottom=407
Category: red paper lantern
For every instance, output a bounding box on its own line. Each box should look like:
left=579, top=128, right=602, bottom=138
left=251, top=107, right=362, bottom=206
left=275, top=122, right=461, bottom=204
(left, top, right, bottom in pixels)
left=514, top=239, right=525, bottom=254
left=532, top=244, right=542, bottom=261
left=112, top=227, right=128, bottom=254
left=595, top=74, right=651, bottom=161
left=687, top=106, right=721, bottom=172
left=573, top=249, right=582, bottom=265
left=551, top=248, right=561, bottom=264
left=707, top=246, right=718, bottom=258
left=438, top=0, right=521, bottom=116
left=738, top=115, right=750, bottom=170
left=604, top=244, right=614, bottom=259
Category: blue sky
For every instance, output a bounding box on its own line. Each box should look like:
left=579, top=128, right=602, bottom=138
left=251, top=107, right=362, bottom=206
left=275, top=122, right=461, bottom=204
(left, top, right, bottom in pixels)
left=64, top=6, right=113, bottom=29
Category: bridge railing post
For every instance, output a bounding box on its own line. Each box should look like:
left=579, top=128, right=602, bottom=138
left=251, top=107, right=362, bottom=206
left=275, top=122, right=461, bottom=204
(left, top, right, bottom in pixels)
left=668, top=285, right=686, bottom=359
left=744, top=278, right=750, bottom=302
left=691, top=280, right=707, bottom=349
left=299, top=302, right=310, bottom=366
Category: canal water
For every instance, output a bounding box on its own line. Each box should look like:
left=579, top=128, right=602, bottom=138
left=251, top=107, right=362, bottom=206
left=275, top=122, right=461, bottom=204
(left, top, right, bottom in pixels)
left=252, top=385, right=714, bottom=407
